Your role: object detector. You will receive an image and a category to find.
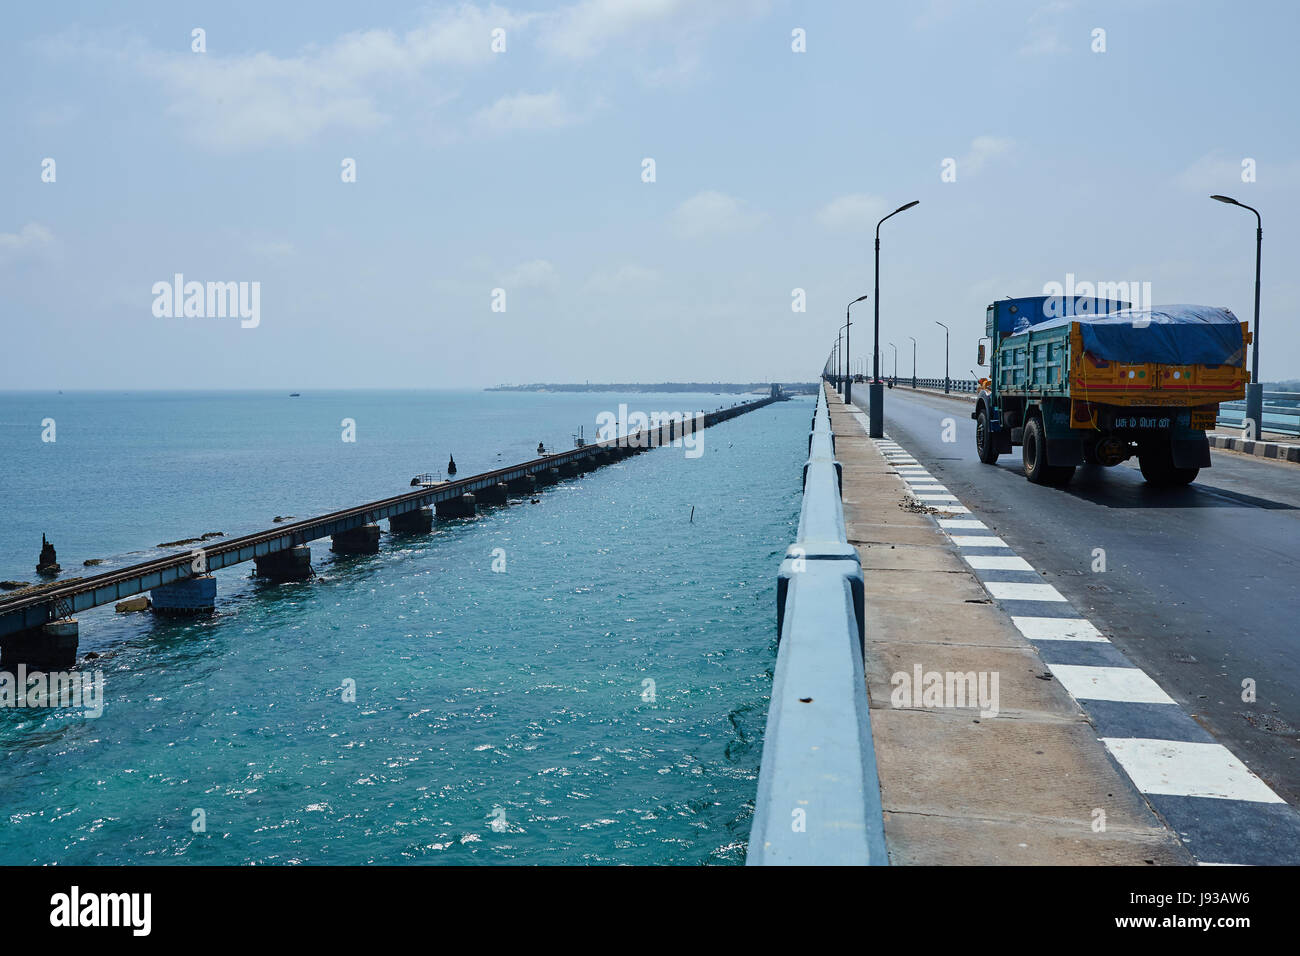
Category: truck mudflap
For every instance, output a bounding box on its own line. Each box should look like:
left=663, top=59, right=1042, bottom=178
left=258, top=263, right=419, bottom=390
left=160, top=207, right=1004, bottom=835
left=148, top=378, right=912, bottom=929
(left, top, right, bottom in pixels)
left=1047, top=437, right=1085, bottom=467
left=1172, top=434, right=1211, bottom=469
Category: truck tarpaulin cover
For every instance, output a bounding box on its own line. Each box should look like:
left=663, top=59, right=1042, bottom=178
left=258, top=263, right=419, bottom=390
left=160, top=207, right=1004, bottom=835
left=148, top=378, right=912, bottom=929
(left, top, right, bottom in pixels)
left=1014, top=305, right=1245, bottom=366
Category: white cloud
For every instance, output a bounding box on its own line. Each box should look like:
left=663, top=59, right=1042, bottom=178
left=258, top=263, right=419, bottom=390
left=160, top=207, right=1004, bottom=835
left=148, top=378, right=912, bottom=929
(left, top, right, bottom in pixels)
left=537, top=0, right=768, bottom=60
left=473, top=91, right=589, bottom=134
left=671, top=191, right=764, bottom=237
left=0, top=222, right=55, bottom=262
left=506, top=259, right=558, bottom=287
left=1020, top=1, right=1073, bottom=56
left=958, top=135, right=1013, bottom=176
left=1172, top=150, right=1300, bottom=193
left=64, top=5, right=531, bottom=148
left=816, top=194, right=887, bottom=230
left=583, top=264, right=659, bottom=294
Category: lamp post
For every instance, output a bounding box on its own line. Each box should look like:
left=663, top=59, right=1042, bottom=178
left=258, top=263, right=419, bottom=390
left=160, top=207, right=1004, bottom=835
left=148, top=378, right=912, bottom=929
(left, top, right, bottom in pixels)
left=872, top=201, right=920, bottom=437
left=844, top=294, right=869, bottom=405
left=839, top=321, right=853, bottom=400
left=1210, top=195, right=1263, bottom=436
left=908, top=335, right=917, bottom=388
left=890, top=342, right=897, bottom=381
left=935, top=321, right=949, bottom=393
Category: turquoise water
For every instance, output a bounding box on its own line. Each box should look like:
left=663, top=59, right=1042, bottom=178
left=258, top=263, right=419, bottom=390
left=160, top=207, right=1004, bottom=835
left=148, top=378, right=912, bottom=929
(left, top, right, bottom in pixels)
left=0, top=390, right=807, bottom=864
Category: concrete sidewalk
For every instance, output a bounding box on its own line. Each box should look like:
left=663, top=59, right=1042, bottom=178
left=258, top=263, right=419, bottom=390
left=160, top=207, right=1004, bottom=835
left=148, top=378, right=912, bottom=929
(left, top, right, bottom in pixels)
left=828, top=389, right=1189, bottom=865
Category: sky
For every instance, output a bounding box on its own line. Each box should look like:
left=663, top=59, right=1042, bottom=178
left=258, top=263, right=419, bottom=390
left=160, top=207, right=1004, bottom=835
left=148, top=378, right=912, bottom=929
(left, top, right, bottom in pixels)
left=2, top=0, right=1299, bottom=389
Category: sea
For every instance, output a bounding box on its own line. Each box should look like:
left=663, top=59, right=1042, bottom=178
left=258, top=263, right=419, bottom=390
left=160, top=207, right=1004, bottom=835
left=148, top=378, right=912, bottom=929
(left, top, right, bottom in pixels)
left=0, top=389, right=808, bottom=864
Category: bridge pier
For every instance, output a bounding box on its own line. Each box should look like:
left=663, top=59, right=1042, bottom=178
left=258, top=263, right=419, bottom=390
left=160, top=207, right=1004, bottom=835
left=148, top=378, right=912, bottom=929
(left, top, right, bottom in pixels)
left=477, top=483, right=509, bottom=505
left=1, top=618, right=79, bottom=670
left=254, top=545, right=313, bottom=582
left=151, top=574, right=217, bottom=614
left=332, top=524, right=381, bottom=555
left=576, top=456, right=598, bottom=473
left=389, top=508, right=433, bottom=534
left=436, top=494, right=476, bottom=519
left=557, top=462, right=580, bottom=478
left=534, top=468, right=560, bottom=486
left=505, top=475, right=536, bottom=495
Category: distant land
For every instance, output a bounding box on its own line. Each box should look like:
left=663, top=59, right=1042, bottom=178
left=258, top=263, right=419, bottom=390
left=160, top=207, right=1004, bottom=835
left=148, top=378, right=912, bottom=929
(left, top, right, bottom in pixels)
left=486, top=382, right=819, bottom=394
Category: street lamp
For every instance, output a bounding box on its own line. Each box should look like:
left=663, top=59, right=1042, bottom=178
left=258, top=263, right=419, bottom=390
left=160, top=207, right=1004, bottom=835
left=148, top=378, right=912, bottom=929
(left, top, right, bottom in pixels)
left=872, top=200, right=920, bottom=437
left=844, top=294, right=869, bottom=405
left=935, top=321, right=950, bottom=393
left=908, top=335, right=917, bottom=388
left=890, top=342, right=897, bottom=381
left=840, top=320, right=853, bottom=399
left=1210, top=195, right=1264, bottom=436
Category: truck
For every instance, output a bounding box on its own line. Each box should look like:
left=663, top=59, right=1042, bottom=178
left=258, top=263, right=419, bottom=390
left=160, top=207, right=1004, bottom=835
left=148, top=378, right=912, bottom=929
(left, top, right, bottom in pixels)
left=972, top=296, right=1251, bottom=487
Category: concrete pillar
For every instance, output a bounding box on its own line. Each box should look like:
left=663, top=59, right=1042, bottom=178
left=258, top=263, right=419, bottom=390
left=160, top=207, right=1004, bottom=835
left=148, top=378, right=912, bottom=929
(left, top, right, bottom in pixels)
left=389, top=507, right=433, bottom=534
left=436, top=494, right=476, bottom=518
left=1, top=618, right=79, bottom=670
left=332, top=523, right=381, bottom=555
left=477, top=482, right=508, bottom=505
left=534, top=468, right=560, bottom=486
left=255, top=545, right=313, bottom=582
left=151, top=574, right=216, bottom=614
left=505, top=474, right=536, bottom=495
left=576, top=456, right=598, bottom=473
left=557, top=461, right=580, bottom=478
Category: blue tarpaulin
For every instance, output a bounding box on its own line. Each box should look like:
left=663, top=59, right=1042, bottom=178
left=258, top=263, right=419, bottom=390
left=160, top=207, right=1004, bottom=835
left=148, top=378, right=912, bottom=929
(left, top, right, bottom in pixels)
left=1008, top=305, right=1245, bottom=366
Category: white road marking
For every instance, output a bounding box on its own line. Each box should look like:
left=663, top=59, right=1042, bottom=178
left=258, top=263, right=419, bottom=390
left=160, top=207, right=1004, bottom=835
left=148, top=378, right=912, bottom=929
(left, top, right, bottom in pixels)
left=914, top=493, right=959, bottom=502
left=1101, top=738, right=1285, bottom=804
left=1011, top=616, right=1107, bottom=642
left=950, top=535, right=1008, bottom=548
left=930, top=504, right=971, bottom=514
left=964, top=554, right=1034, bottom=571
left=937, top=518, right=987, bottom=530
left=1049, top=664, right=1174, bottom=704
left=984, top=581, right=1066, bottom=602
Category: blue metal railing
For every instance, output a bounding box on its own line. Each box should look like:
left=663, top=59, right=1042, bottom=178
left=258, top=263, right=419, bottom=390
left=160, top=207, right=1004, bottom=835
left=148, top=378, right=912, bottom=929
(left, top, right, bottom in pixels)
left=1215, top=392, right=1300, bottom=437
left=748, top=385, right=888, bottom=866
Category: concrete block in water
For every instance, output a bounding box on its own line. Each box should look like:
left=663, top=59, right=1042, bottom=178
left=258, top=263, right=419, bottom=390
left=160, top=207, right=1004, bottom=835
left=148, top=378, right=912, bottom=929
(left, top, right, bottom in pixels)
left=255, top=545, right=313, bottom=581
left=389, top=507, right=433, bottom=534
left=477, top=483, right=508, bottom=505
left=436, top=494, right=476, bottom=518
left=505, top=475, right=536, bottom=495
left=1, top=618, right=79, bottom=670
left=332, top=523, right=381, bottom=555
left=151, top=574, right=217, bottom=614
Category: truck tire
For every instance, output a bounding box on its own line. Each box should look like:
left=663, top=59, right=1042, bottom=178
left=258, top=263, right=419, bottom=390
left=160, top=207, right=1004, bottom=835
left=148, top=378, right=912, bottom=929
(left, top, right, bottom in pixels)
left=976, top=409, right=1000, bottom=464
left=1023, top=416, right=1075, bottom=486
left=1138, top=444, right=1199, bottom=486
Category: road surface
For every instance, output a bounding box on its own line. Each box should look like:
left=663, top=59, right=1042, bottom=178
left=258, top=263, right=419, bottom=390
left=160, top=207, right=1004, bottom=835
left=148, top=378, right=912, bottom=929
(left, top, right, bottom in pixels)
left=875, top=386, right=1300, bottom=803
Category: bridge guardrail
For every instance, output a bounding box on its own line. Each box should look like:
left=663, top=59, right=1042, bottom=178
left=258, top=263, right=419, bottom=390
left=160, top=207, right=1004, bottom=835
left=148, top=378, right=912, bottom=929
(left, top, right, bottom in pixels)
left=748, top=384, right=888, bottom=866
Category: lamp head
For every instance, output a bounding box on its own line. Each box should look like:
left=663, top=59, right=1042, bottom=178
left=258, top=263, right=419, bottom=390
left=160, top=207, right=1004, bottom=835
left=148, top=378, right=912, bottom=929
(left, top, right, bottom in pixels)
left=1210, top=194, right=1238, bottom=206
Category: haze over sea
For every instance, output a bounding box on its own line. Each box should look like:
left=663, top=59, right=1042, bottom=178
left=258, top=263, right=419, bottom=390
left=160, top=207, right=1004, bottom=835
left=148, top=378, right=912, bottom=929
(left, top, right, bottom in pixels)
left=0, top=389, right=805, bottom=864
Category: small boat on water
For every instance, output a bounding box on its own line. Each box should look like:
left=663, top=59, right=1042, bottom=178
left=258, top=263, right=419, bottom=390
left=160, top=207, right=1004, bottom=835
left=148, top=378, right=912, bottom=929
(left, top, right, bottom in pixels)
left=289, top=392, right=301, bottom=397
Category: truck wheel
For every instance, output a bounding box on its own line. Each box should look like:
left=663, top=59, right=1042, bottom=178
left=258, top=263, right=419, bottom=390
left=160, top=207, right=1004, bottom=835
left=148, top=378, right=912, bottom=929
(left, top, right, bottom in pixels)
left=976, top=409, right=999, bottom=464
left=1138, top=445, right=1198, bottom=486
left=1023, top=416, right=1075, bottom=486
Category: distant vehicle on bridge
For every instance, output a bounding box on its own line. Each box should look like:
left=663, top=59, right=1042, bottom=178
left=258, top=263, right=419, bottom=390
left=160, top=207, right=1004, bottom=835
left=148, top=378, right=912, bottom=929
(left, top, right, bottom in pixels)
left=973, top=296, right=1250, bottom=486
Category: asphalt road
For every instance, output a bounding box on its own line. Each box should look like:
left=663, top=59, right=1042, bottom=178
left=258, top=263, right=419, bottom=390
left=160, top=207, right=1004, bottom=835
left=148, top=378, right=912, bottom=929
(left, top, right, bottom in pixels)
left=874, top=386, right=1300, bottom=804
